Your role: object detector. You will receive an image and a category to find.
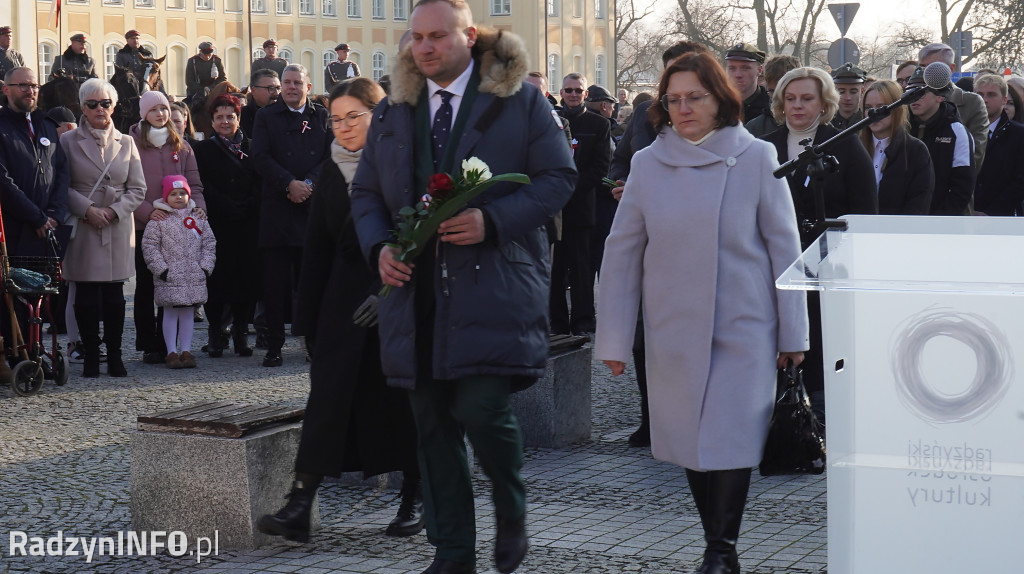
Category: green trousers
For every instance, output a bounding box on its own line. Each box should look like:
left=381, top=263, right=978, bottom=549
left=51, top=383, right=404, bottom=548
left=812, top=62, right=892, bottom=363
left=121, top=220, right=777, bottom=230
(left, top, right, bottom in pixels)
left=408, top=375, right=526, bottom=564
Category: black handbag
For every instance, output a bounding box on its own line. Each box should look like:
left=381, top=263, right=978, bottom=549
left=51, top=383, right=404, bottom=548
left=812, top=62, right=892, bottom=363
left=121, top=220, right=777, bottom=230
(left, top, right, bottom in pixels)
left=759, top=364, right=826, bottom=476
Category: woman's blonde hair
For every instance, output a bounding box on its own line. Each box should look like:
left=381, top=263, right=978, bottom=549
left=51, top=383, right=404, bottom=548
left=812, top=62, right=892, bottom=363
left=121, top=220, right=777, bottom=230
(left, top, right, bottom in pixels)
left=859, top=80, right=907, bottom=155
left=771, top=66, right=839, bottom=125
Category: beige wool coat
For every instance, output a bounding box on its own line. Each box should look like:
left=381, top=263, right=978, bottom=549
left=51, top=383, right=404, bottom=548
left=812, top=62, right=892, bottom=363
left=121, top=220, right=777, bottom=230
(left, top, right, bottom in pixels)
left=595, top=124, right=809, bottom=471
left=59, top=124, right=146, bottom=282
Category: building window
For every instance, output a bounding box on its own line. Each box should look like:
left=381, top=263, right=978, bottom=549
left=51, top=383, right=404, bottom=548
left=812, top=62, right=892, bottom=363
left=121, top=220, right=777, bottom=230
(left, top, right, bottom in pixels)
left=105, top=45, right=119, bottom=79
left=136, top=0, right=155, bottom=7
left=280, top=48, right=294, bottom=62
left=251, top=0, right=266, bottom=12
left=197, top=0, right=213, bottom=10
left=393, top=0, right=407, bottom=20
left=323, top=50, right=335, bottom=71
left=490, top=0, right=510, bottom=15
left=144, top=43, right=159, bottom=57
left=372, top=0, right=384, bottom=18
left=347, top=0, right=361, bottom=17
left=225, top=0, right=242, bottom=11
left=547, top=0, right=558, bottom=16
left=322, top=0, right=336, bottom=15
left=595, top=54, right=605, bottom=88
left=167, top=0, right=184, bottom=7
left=103, top=0, right=124, bottom=5
left=253, top=48, right=265, bottom=59
left=300, top=0, right=314, bottom=14
left=548, top=54, right=559, bottom=86
left=67, top=0, right=89, bottom=4
left=39, top=43, right=57, bottom=79
left=573, top=0, right=582, bottom=17
left=276, top=0, right=290, bottom=14
left=372, top=51, right=386, bottom=82
left=595, top=0, right=604, bottom=18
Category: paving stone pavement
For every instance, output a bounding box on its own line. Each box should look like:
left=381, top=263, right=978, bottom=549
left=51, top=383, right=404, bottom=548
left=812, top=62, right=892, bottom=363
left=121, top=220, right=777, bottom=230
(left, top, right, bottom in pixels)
left=0, top=288, right=827, bottom=574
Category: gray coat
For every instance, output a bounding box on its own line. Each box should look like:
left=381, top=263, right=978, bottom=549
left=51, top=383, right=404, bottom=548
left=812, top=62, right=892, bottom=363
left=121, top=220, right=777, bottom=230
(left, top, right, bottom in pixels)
left=60, top=124, right=146, bottom=282
left=350, top=28, right=577, bottom=389
left=594, top=125, right=809, bottom=471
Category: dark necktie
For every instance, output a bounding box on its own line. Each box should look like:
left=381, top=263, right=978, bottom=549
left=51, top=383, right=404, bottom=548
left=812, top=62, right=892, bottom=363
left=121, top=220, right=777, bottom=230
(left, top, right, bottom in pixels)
left=26, top=116, right=34, bottom=141
left=431, top=90, right=454, bottom=171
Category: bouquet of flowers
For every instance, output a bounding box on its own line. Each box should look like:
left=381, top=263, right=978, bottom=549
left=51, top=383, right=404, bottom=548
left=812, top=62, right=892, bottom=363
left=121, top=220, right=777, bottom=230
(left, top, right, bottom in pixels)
left=379, top=157, right=530, bottom=297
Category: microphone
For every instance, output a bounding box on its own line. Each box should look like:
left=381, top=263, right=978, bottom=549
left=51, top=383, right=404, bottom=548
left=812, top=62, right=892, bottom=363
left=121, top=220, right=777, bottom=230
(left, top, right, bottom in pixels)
left=922, top=61, right=952, bottom=92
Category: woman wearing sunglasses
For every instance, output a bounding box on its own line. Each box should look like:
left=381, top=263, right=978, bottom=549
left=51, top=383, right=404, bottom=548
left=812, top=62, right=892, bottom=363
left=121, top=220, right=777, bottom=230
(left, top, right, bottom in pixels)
left=595, top=53, right=808, bottom=574
left=129, top=90, right=207, bottom=367
left=59, top=79, right=146, bottom=377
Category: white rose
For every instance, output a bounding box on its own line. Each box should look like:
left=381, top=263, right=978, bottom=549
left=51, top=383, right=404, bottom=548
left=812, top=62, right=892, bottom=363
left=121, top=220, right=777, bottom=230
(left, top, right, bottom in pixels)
left=462, top=157, right=492, bottom=181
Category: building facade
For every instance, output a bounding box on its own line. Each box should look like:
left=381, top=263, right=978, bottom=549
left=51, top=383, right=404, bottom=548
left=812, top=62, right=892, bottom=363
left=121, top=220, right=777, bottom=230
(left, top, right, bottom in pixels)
left=12, top=0, right=615, bottom=97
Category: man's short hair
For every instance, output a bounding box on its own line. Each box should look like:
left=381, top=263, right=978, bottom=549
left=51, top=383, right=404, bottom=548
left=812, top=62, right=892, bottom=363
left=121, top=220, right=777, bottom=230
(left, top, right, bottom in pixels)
left=919, top=43, right=955, bottom=65
left=250, top=68, right=279, bottom=85
left=562, top=72, right=587, bottom=87
left=412, top=0, right=474, bottom=26
left=763, top=55, right=800, bottom=86
left=975, top=73, right=1008, bottom=98
left=662, top=41, right=710, bottom=67
left=4, top=67, right=32, bottom=84
left=282, top=64, right=309, bottom=84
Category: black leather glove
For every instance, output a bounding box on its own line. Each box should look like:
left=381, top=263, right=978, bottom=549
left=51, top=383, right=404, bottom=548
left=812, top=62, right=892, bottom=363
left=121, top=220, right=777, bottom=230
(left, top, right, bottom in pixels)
left=352, top=294, right=378, bottom=328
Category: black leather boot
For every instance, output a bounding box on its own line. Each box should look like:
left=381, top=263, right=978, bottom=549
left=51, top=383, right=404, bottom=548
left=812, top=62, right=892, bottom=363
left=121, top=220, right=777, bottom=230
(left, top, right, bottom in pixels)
left=494, top=514, right=528, bottom=573
left=386, top=475, right=425, bottom=537
left=257, top=480, right=317, bottom=543
left=102, top=290, right=127, bottom=377
left=693, top=468, right=750, bottom=574
left=75, top=303, right=101, bottom=378
left=232, top=325, right=253, bottom=357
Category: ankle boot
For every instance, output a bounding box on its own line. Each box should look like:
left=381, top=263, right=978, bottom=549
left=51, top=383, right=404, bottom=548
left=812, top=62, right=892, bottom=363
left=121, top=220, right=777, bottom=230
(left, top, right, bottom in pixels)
left=693, top=469, right=750, bottom=574
left=232, top=326, right=253, bottom=357
left=75, top=304, right=102, bottom=378
left=386, top=475, right=425, bottom=537
left=102, top=294, right=127, bottom=377
left=257, top=480, right=317, bottom=542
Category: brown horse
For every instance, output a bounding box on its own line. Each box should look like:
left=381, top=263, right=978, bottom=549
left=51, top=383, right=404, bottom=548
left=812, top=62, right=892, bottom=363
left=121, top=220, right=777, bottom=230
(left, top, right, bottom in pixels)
left=190, top=79, right=242, bottom=137
left=38, top=73, right=83, bottom=117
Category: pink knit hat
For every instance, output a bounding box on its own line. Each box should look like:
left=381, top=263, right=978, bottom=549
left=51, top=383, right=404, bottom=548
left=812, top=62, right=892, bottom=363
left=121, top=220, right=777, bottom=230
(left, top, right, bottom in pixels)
left=139, top=90, right=170, bottom=121
left=162, top=175, right=191, bottom=202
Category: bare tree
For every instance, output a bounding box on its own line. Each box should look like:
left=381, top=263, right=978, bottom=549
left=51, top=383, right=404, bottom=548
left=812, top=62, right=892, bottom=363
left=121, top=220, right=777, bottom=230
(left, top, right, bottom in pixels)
left=615, top=0, right=676, bottom=89
left=934, top=0, right=1024, bottom=70
left=673, top=0, right=751, bottom=55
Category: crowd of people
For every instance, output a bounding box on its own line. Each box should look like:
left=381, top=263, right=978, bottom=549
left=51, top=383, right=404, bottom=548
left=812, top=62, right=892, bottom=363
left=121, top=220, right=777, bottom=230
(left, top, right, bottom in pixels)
left=3, top=1, right=1024, bottom=573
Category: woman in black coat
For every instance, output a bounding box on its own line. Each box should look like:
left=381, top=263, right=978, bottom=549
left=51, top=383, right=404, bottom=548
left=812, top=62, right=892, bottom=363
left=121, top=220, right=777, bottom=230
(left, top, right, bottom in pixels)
left=859, top=80, right=934, bottom=215
left=192, top=94, right=260, bottom=355
left=257, top=78, right=420, bottom=543
left=761, top=67, right=878, bottom=422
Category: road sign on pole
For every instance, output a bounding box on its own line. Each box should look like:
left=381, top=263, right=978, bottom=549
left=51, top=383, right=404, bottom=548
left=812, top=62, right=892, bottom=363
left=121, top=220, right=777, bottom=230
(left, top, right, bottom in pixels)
left=828, top=3, right=861, bottom=37
left=828, top=38, right=861, bottom=69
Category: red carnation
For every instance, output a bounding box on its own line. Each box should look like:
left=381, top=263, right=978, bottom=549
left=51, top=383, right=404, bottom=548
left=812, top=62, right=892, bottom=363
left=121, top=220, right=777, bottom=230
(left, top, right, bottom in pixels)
left=428, top=173, right=454, bottom=200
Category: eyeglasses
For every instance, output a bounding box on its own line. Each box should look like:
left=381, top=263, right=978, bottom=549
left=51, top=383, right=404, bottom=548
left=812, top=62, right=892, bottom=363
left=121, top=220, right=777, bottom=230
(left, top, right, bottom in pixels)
left=562, top=88, right=584, bottom=94
left=85, top=99, right=114, bottom=109
left=329, top=110, right=372, bottom=129
left=8, top=83, right=40, bottom=92
left=661, top=92, right=712, bottom=110
left=254, top=85, right=281, bottom=93
left=896, top=78, right=910, bottom=87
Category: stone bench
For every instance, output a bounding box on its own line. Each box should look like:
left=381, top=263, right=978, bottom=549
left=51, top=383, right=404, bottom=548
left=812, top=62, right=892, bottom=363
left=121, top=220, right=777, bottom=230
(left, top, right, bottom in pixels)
left=509, top=335, right=592, bottom=448
left=130, top=401, right=319, bottom=549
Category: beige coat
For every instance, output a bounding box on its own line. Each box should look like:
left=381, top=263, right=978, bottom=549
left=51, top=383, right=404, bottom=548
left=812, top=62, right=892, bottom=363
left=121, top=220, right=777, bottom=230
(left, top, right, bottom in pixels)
left=59, top=124, right=146, bottom=282
left=595, top=125, right=809, bottom=471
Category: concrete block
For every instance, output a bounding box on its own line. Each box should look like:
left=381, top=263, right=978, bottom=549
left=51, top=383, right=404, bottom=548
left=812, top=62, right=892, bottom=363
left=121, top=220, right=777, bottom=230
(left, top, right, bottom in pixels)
left=130, top=422, right=320, bottom=549
left=510, top=345, right=592, bottom=448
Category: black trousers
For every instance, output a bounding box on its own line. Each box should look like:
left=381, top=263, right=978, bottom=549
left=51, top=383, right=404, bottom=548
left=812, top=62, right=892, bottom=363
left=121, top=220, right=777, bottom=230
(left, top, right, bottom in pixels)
left=133, top=231, right=165, bottom=355
left=549, top=226, right=595, bottom=334
left=261, top=246, right=303, bottom=352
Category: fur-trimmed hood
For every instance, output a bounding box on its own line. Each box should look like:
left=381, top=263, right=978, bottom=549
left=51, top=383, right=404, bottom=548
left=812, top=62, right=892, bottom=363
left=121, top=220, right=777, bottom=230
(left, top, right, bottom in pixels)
left=389, top=26, right=529, bottom=106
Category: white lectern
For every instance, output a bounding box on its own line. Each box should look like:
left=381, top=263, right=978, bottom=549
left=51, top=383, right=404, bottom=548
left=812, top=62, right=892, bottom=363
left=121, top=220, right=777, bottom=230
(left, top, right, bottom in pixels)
left=777, top=215, right=1024, bottom=573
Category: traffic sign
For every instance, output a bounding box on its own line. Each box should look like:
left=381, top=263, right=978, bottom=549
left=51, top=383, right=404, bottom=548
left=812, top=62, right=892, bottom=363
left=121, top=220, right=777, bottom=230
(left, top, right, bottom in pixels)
left=828, top=38, right=861, bottom=69
left=829, top=3, right=861, bottom=36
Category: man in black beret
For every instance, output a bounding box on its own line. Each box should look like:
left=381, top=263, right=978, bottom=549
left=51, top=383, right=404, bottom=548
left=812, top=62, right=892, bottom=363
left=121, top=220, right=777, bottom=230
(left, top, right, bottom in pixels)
left=115, top=30, right=154, bottom=84
left=186, top=41, right=227, bottom=102
left=252, top=39, right=288, bottom=79
left=0, top=26, right=25, bottom=80
left=831, top=62, right=867, bottom=129
left=324, top=43, right=360, bottom=93
left=724, top=42, right=769, bottom=123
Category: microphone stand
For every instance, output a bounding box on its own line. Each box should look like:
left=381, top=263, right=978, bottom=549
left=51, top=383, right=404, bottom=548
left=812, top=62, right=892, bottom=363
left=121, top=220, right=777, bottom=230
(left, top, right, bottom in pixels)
left=773, top=86, right=934, bottom=242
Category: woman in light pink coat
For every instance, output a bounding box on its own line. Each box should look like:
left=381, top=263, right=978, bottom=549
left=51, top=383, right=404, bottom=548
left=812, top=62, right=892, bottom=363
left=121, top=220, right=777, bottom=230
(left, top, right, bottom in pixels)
left=141, top=175, right=216, bottom=369
left=595, top=53, right=809, bottom=574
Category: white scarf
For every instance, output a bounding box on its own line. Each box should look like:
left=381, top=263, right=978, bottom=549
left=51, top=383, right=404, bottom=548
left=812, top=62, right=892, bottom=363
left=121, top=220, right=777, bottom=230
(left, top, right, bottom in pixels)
left=331, top=140, right=362, bottom=195
left=147, top=126, right=169, bottom=148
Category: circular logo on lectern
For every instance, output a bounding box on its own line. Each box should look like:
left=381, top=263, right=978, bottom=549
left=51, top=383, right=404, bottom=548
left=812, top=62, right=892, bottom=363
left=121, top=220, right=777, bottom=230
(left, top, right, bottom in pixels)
left=890, top=309, right=1012, bottom=424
